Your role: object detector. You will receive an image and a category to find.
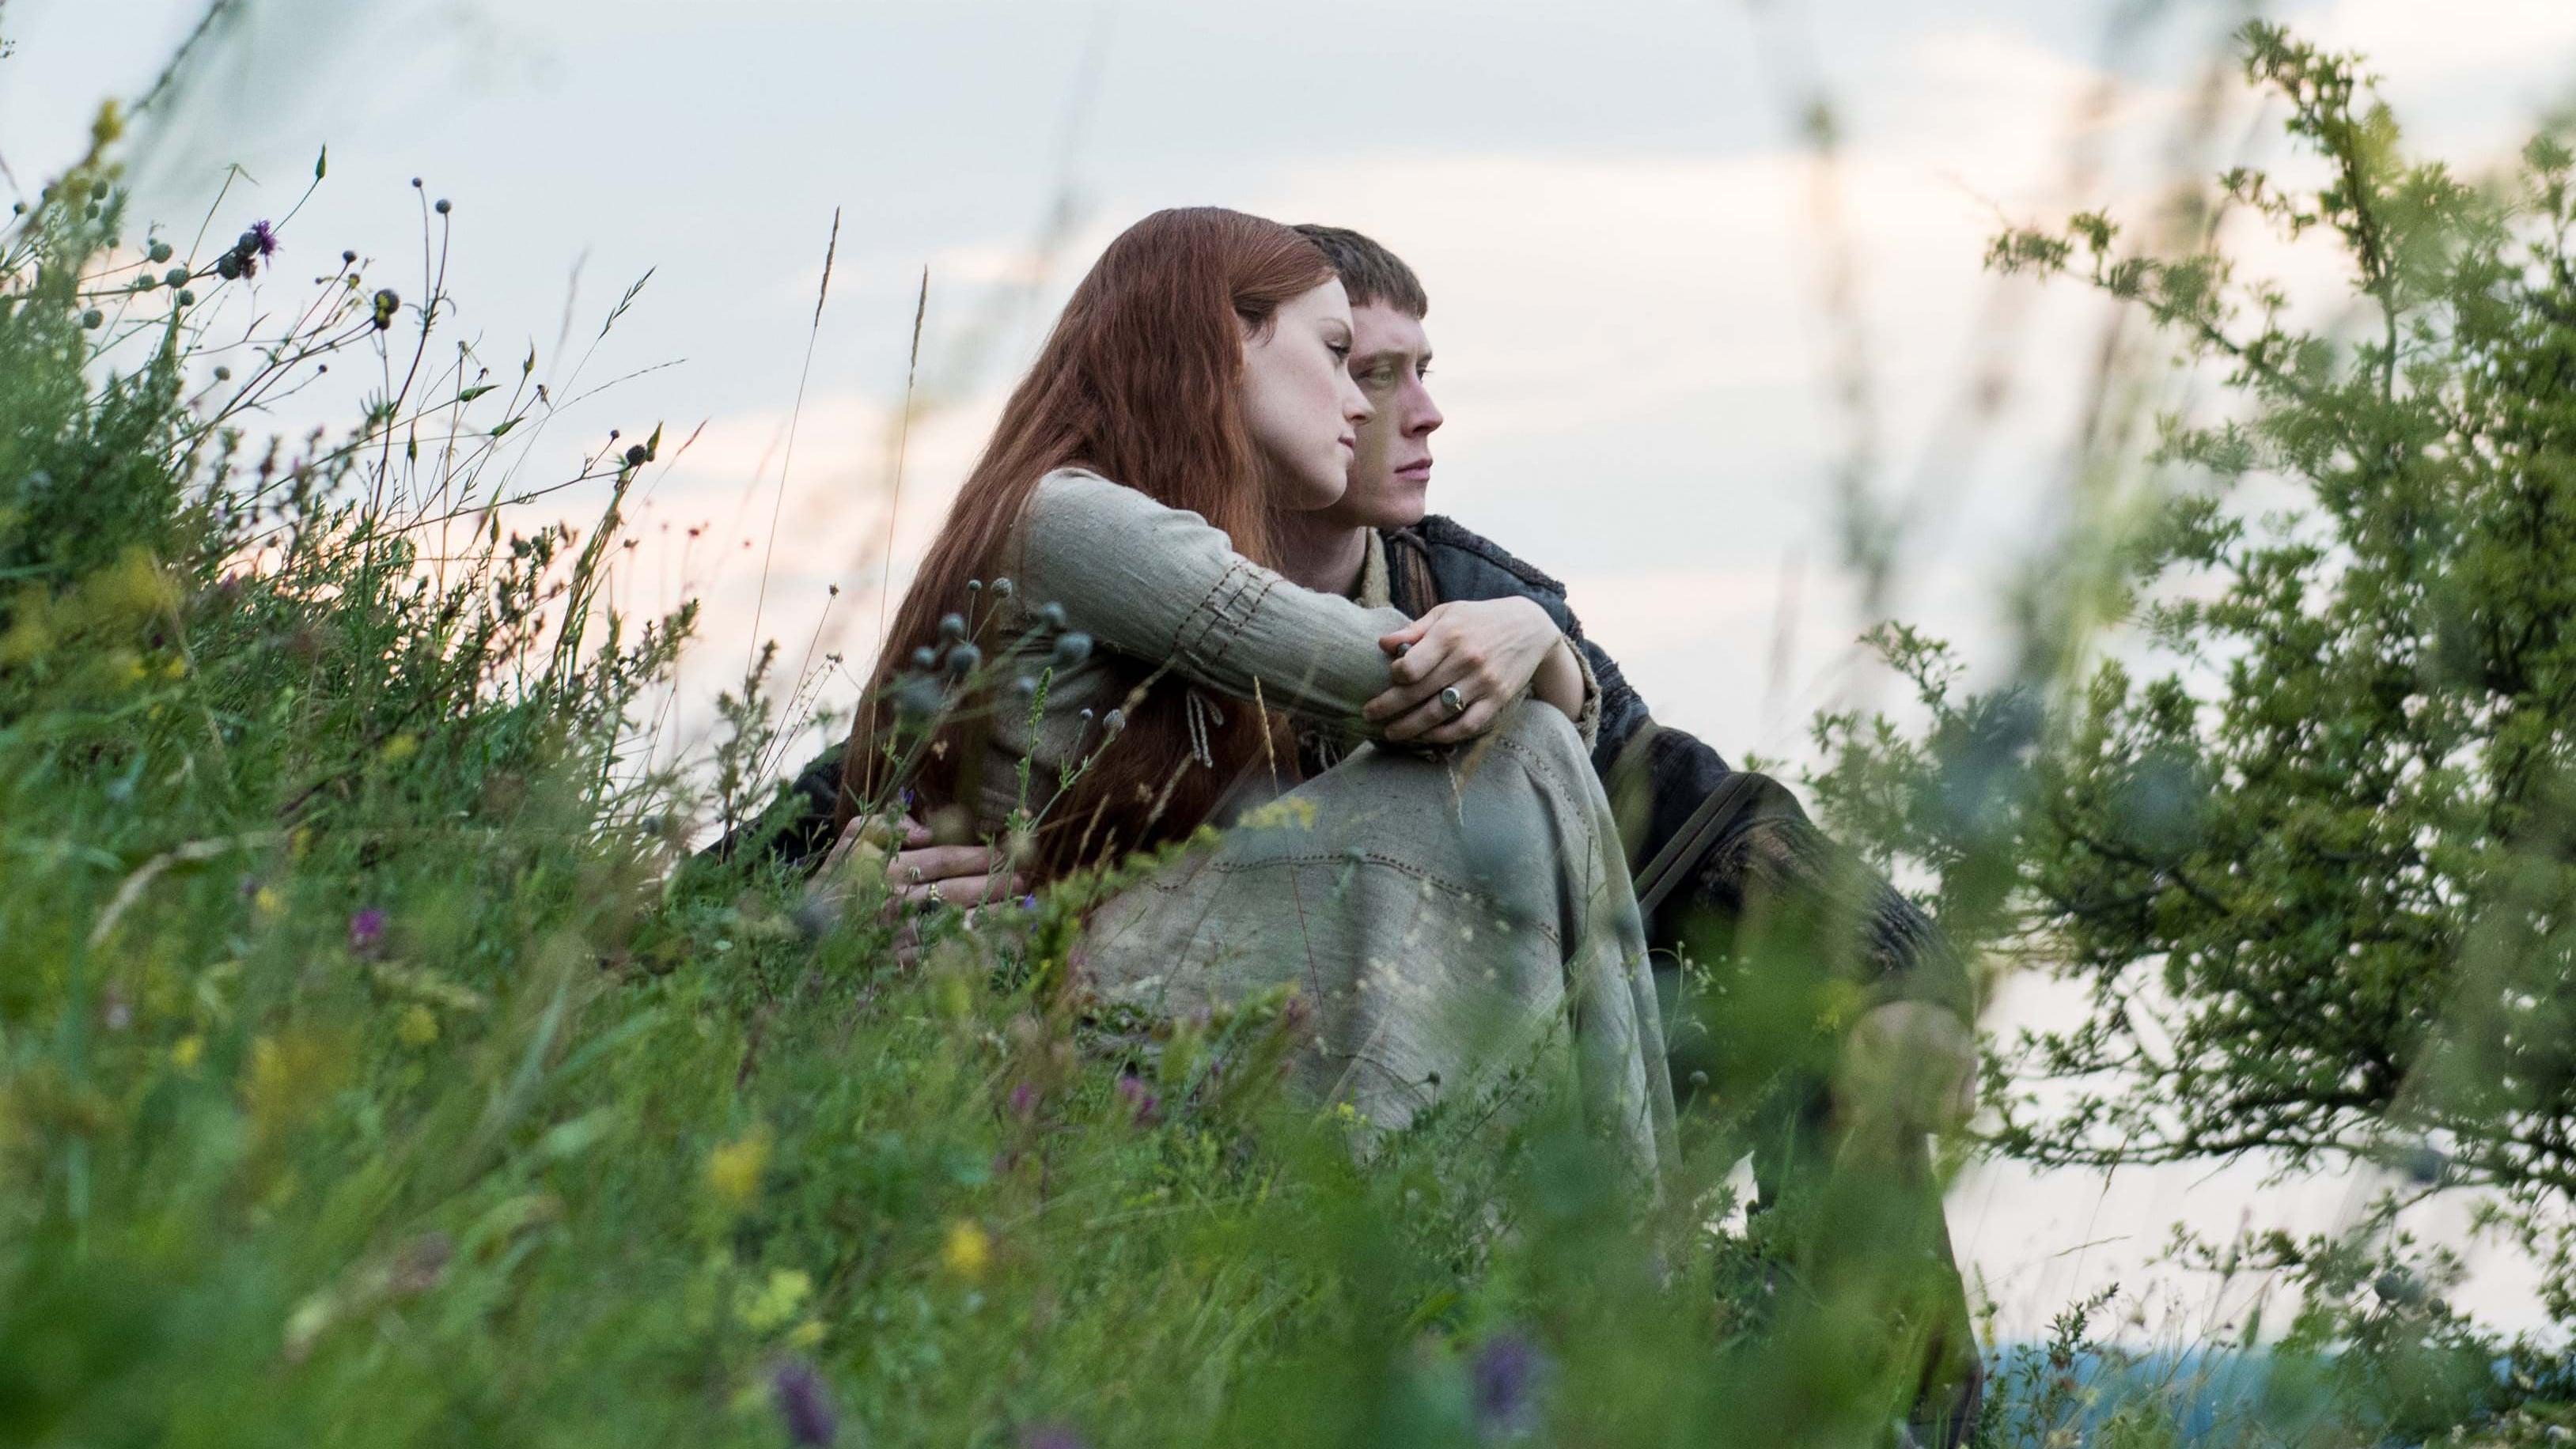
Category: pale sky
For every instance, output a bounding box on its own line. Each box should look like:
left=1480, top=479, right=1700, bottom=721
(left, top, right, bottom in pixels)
left=11, top=0, right=2576, bottom=1343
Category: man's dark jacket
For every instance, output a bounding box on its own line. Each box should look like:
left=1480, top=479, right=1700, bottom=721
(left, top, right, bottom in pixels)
left=1383, top=516, right=1971, bottom=1021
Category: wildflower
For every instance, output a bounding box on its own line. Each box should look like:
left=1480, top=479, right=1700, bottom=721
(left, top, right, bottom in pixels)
left=938, top=612, right=967, bottom=642
left=787, top=1318, right=827, bottom=1349
left=944, top=643, right=981, bottom=679
left=1468, top=1332, right=1546, bottom=1437
left=171, top=1035, right=203, bottom=1070
left=911, top=645, right=938, bottom=670
left=1008, top=675, right=1038, bottom=702
left=1100, top=708, right=1125, bottom=738
left=1240, top=797, right=1318, bottom=832
left=175, top=289, right=194, bottom=306
left=990, top=577, right=1015, bottom=599
left=380, top=732, right=418, bottom=763
left=163, top=266, right=188, bottom=289
left=396, top=1004, right=439, bottom=1048
left=1020, top=1425, right=1086, bottom=1449
left=737, top=1268, right=813, bottom=1332
left=1038, top=602, right=1068, bottom=630
left=1008, top=1081, right=1038, bottom=1120
left=244, top=222, right=278, bottom=257
left=372, top=288, right=400, bottom=331
left=244, top=1030, right=354, bottom=1137
left=1114, top=1073, right=1161, bottom=1127
left=705, top=1126, right=774, bottom=1209
left=213, top=365, right=230, bottom=382
left=148, top=239, right=172, bottom=263
left=252, top=886, right=283, bottom=917
left=1049, top=631, right=1092, bottom=668
left=941, top=1219, right=991, bottom=1280
left=434, top=199, right=451, bottom=215
left=81, top=308, right=103, bottom=330
left=349, top=908, right=388, bottom=955
left=770, top=1360, right=838, bottom=1447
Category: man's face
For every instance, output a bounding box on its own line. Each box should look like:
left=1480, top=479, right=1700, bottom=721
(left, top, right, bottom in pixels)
left=1316, top=301, right=1442, bottom=530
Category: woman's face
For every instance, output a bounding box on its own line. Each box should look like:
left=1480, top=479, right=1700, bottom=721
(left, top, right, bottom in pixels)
left=1241, top=278, right=1372, bottom=511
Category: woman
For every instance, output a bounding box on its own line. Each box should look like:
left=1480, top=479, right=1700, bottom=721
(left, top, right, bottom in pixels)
left=840, top=208, right=1673, bottom=1173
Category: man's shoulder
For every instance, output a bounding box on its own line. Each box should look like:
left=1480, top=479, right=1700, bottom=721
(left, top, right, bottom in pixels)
left=1386, top=514, right=1570, bottom=600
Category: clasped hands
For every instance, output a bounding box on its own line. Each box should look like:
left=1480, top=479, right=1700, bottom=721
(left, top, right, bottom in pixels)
left=813, top=598, right=1583, bottom=961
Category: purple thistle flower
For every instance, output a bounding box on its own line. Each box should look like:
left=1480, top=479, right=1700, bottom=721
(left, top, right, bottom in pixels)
left=1114, top=1072, right=1161, bottom=1128
left=1008, top=1081, right=1038, bottom=1120
left=349, top=906, right=388, bottom=955
left=771, top=1360, right=838, bottom=1446
left=1468, top=1332, right=1545, bottom=1437
left=247, top=220, right=278, bottom=257
left=1018, top=1425, right=1086, bottom=1449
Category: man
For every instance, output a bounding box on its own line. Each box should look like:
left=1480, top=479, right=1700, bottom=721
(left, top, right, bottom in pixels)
left=722, top=226, right=1983, bottom=1443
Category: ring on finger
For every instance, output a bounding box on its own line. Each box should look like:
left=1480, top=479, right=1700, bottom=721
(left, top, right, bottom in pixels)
left=925, top=881, right=944, bottom=907
left=1438, top=685, right=1467, bottom=719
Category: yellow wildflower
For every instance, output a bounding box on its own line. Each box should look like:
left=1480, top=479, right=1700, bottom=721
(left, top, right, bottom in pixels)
left=396, top=1005, right=439, bottom=1047
left=1813, top=979, right=1866, bottom=1034
left=93, top=548, right=176, bottom=625
left=941, top=1219, right=991, bottom=1280
left=242, top=1029, right=353, bottom=1137
left=705, top=1126, right=772, bottom=1209
left=252, top=887, right=283, bottom=917
left=1238, top=796, right=1319, bottom=831
left=170, top=1035, right=203, bottom=1070
left=735, top=1268, right=813, bottom=1332
left=380, top=733, right=418, bottom=763
left=787, top=1318, right=828, bottom=1349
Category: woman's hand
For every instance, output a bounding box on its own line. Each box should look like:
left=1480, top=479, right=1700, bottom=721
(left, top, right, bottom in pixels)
left=1364, top=597, right=1581, bottom=745
left=805, top=814, right=1027, bottom=967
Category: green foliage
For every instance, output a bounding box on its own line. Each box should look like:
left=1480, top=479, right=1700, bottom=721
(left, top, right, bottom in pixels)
left=1819, top=21, right=2576, bottom=1421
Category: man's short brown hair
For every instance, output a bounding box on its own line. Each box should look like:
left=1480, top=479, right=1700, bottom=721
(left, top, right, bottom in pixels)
left=1292, top=224, right=1429, bottom=318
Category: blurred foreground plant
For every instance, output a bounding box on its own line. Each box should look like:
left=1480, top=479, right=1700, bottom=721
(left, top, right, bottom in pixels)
left=1812, top=23, right=2576, bottom=1435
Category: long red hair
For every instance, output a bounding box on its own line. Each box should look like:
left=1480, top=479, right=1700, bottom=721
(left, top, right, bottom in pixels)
left=840, top=207, right=1335, bottom=877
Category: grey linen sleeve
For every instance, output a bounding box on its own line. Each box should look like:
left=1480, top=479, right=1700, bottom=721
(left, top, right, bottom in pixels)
left=1011, top=470, right=1412, bottom=730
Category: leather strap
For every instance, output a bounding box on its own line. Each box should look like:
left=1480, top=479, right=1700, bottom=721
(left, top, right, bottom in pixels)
left=1631, top=770, right=1766, bottom=922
